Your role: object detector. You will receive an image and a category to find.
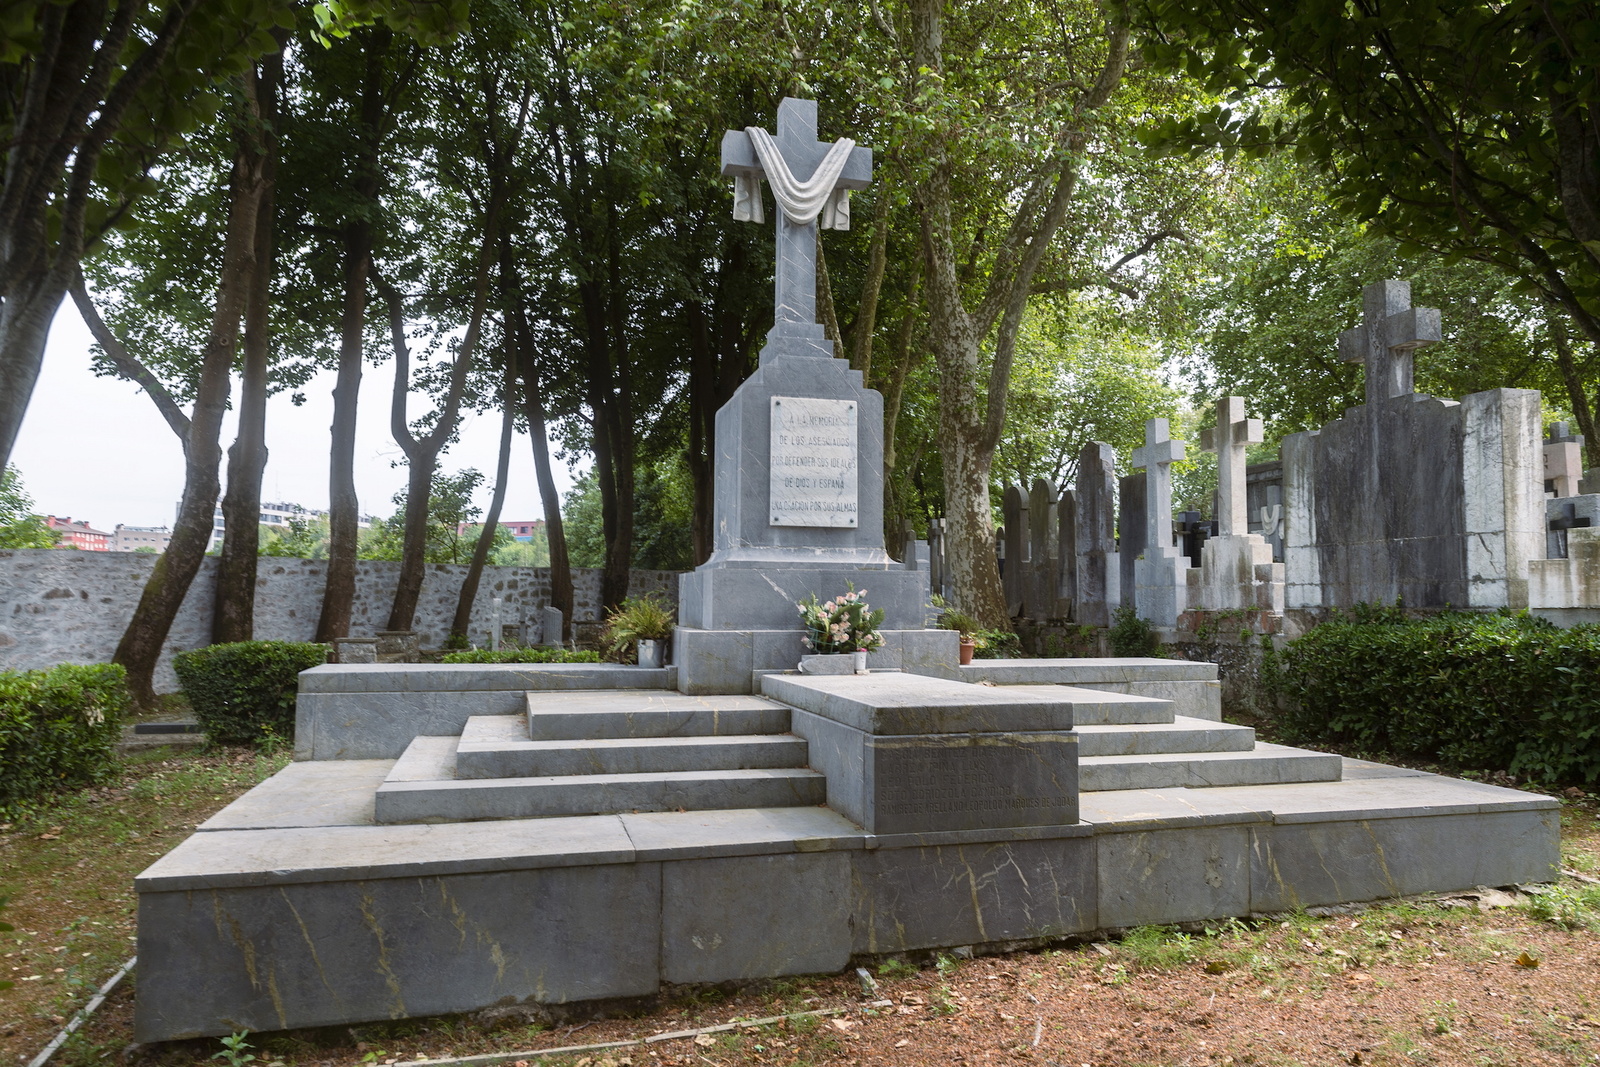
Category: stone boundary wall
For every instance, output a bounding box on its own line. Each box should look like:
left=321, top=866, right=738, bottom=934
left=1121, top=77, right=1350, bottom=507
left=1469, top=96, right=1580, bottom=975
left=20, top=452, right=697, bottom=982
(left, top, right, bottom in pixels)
left=0, top=549, right=680, bottom=692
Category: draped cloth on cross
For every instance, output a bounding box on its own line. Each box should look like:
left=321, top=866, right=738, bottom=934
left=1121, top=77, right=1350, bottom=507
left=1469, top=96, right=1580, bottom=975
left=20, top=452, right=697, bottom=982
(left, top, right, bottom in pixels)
left=734, top=127, right=856, bottom=230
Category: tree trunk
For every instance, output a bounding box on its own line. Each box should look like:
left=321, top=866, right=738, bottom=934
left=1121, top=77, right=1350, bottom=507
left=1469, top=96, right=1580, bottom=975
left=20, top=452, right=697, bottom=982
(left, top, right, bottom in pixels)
left=0, top=281, right=67, bottom=470
left=512, top=304, right=574, bottom=642
left=213, top=52, right=281, bottom=645
left=850, top=189, right=894, bottom=378
left=315, top=32, right=391, bottom=644
left=449, top=356, right=516, bottom=645
left=115, top=125, right=266, bottom=706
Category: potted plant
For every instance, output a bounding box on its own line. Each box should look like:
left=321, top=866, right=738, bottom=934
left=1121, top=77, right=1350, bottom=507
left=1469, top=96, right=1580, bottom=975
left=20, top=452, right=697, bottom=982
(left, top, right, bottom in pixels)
left=934, top=598, right=982, bottom=665
left=796, top=586, right=885, bottom=674
left=600, top=594, right=675, bottom=668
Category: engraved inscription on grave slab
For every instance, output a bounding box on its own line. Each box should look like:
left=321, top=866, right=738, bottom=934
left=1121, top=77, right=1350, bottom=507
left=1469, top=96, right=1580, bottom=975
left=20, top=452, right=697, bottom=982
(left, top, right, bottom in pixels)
left=770, top=396, right=859, bottom=527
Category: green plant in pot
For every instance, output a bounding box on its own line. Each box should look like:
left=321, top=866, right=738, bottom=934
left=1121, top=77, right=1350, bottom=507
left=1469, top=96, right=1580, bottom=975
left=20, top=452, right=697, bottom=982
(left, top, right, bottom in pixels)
left=932, top=595, right=982, bottom=665
left=601, top=594, right=675, bottom=667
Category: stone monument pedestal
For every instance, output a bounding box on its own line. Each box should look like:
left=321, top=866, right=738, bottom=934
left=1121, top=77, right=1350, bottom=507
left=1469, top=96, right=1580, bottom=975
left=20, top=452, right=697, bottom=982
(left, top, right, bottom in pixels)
left=1190, top=534, right=1285, bottom=613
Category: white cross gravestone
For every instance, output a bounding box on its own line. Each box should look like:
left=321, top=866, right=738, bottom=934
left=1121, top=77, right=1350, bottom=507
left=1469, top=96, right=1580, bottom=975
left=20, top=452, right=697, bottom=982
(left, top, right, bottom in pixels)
left=1195, top=396, right=1285, bottom=614
left=1131, top=418, right=1189, bottom=628
left=721, top=98, right=873, bottom=354
left=1337, top=279, right=1442, bottom=407
left=676, top=98, right=932, bottom=690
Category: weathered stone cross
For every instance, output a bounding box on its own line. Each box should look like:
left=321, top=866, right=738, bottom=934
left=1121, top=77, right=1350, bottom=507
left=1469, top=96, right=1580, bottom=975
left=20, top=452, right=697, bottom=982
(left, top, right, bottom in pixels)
left=1337, top=279, right=1442, bottom=406
left=721, top=98, right=873, bottom=344
left=1132, top=418, right=1186, bottom=554
left=1199, top=396, right=1263, bottom=537
left=1544, top=421, right=1585, bottom=497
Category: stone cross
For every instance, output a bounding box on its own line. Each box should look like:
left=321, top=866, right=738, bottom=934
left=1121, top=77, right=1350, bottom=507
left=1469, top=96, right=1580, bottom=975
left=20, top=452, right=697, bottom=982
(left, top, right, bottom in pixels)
left=1199, top=396, right=1263, bottom=537
left=721, top=98, right=873, bottom=343
left=1131, top=418, right=1186, bottom=554
left=1544, top=422, right=1585, bottom=497
left=1337, top=279, right=1442, bottom=406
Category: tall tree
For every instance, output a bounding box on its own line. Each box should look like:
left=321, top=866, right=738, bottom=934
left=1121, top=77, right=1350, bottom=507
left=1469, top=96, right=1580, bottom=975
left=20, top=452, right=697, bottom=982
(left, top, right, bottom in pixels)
left=212, top=47, right=284, bottom=644
left=73, top=71, right=272, bottom=706
left=1137, top=0, right=1600, bottom=464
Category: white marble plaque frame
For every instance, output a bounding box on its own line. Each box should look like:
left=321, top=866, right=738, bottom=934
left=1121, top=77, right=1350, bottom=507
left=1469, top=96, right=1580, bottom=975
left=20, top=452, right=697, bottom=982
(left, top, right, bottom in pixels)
left=770, top=396, right=859, bottom=527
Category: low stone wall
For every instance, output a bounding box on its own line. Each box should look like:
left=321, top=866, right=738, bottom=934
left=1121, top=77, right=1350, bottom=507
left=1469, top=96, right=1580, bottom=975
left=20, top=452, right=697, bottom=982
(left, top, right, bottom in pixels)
left=0, top=549, right=679, bottom=692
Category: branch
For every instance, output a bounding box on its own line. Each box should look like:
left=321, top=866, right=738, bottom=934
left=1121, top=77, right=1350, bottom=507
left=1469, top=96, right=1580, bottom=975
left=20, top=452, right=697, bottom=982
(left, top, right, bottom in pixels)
left=69, top=268, right=190, bottom=442
left=373, top=266, right=421, bottom=458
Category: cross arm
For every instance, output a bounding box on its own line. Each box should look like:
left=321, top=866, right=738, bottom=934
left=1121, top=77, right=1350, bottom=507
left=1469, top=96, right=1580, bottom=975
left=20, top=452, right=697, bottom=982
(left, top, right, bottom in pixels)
left=719, top=129, right=874, bottom=187
left=1132, top=439, right=1185, bottom=469
left=1337, top=326, right=1364, bottom=364
left=1383, top=306, right=1441, bottom=351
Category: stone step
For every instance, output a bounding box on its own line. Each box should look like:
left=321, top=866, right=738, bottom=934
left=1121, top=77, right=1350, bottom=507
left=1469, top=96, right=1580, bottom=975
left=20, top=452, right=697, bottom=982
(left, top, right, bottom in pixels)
left=457, top=730, right=809, bottom=780
left=1079, top=742, right=1343, bottom=792
left=522, top=693, right=791, bottom=741
left=374, top=766, right=828, bottom=823
left=1073, top=716, right=1256, bottom=757
left=989, top=685, right=1177, bottom=725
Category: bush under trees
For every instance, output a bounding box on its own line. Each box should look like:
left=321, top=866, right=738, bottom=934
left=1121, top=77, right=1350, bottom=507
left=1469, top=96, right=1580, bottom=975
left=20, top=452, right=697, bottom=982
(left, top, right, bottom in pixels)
left=0, top=664, right=126, bottom=814
left=173, top=641, right=327, bottom=746
left=1267, top=606, right=1600, bottom=784
left=441, top=648, right=601, bottom=664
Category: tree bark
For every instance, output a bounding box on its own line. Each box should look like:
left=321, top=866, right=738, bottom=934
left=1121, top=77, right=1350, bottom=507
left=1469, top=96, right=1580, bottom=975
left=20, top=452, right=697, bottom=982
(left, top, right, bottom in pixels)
left=906, top=0, right=1128, bottom=627
left=112, top=105, right=267, bottom=707
left=449, top=354, right=516, bottom=645
left=316, top=30, right=393, bottom=644
left=380, top=181, right=502, bottom=632
left=509, top=291, right=575, bottom=642
left=214, top=51, right=282, bottom=645
left=850, top=189, right=894, bottom=378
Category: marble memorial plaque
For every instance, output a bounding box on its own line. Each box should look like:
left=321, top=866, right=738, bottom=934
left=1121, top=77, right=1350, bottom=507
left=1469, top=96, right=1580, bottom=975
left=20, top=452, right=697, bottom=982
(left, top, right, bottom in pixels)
left=770, top=396, right=859, bottom=527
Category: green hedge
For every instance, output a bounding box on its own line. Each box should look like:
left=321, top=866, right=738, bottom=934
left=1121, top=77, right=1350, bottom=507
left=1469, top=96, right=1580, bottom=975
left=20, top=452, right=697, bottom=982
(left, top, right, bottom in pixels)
left=1267, top=607, right=1600, bottom=783
left=173, top=641, right=328, bottom=746
left=0, top=664, right=127, bottom=812
left=441, top=648, right=602, bottom=664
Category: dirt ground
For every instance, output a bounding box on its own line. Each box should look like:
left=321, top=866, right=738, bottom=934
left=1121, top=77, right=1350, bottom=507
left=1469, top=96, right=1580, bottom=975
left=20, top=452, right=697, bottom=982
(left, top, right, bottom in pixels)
left=3, top=749, right=1598, bottom=1067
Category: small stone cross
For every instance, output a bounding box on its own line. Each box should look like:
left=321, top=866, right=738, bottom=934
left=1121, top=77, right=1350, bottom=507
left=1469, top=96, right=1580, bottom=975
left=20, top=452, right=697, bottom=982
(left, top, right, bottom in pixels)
left=1544, top=422, right=1585, bottom=497
left=1199, top=396, right=1262, bottom=537
left=1132, top=418, right=1186, bottom=554
left=721, top=98, right=873, bottom=344
left=1337, top=279, right=1442, bottom=406
left=1548, top=498, right=1594, bottom=558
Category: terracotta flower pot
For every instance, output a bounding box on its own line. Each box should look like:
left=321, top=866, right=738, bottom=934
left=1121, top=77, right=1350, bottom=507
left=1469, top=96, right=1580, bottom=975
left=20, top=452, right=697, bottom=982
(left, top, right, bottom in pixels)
left=959, top=637, right=977, bottom=665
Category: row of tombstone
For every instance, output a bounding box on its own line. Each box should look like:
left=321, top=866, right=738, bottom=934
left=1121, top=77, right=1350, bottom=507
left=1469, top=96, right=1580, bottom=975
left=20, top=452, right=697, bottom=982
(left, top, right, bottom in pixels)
left=987, top=279, right=1600, bottom=630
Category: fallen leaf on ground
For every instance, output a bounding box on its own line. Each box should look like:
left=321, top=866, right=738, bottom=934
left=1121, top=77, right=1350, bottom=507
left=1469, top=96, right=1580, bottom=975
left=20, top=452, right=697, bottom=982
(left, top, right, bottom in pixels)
left=894, top=1039, right=910, bottom=1048
left=830, top=1018, right=858, bottom=1032
left=1204, top=961, right=1230, bottom=974
left=1515, top=951, right=1540, bottom=968
left=692, top=1034, right=716, bottom=1047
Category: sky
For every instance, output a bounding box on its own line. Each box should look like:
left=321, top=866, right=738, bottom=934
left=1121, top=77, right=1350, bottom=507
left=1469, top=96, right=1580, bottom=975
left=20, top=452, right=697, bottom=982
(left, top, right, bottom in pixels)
left=10, top=303, right=581, bottom=531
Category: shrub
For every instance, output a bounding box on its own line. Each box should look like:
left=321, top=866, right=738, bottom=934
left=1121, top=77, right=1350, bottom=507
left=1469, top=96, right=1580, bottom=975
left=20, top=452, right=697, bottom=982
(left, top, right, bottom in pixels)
left=1108, top=606, right=1165, bottom=658
left=0, top=663, right=126, bottom=814
left=1269, top=608, right=1600, bottom=784
left=441, top=647, right=602, bottom=664
left=600, top=594, right=677, bottom=662
left=173, top=641, right=328, bottom=746
left=971, top=628, right=1022, bottom=658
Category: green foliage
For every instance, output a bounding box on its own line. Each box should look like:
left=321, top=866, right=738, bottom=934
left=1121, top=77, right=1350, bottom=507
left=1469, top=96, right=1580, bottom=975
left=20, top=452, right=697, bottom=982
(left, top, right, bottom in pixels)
left=1519, top=883, right=1600, bottom=932
left=1108, top=606, right=1166, bottom=658
left=360, top=469, right=504, bottom=566
left=173, top=642, right=328, bottom=747
left=440, top=647, right=601, bottom=664
left=563, top=462, right=694, bottom=571
left=797, top=587, right=886, bottom=655
left=970, top=628, right=1022, bottom=659
left=932, top=596, right=981, bottom=638
left=600, top=594, right=676, bottom=662
left=1117, top=925, right=1200, bottom=971
left=1269, top=609, right=1600, bottom=783
left=0, top=664, right=126, bottom=815
left=0, top=466, right=55, bottom=549
left=260, top=516, right=331, bottom=560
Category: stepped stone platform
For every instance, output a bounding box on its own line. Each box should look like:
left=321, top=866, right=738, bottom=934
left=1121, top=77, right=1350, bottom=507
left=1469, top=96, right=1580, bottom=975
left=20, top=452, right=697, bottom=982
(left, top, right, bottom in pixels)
left=134, top=665, right=1558, bottom=1043
left=960, top=657, right=1223, bottom=720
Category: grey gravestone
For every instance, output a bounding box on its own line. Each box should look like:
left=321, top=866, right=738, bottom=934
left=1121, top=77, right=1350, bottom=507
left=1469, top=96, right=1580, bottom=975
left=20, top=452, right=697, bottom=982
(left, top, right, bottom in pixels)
left=1027, top=477, right=1058, bottom=619
left=1002, top=485, right=1027, bottom=617
left=1056, top=488, right=1078, bottom=614
left=1118, top=472, right=1146, bottom=611
left=1545, top=422, right=1585, bottom=498
left=1546, top=496, right=1599, bottom=559
left=677, top=99, right=923, bottom=688
left=1284, top=279, right=1543, bottom=610
left=1195, top=396, right=1284, bottom=613
left=1245, top=461, right=1284, bottom=562
left=1075, top=442, right=1118, bottom=626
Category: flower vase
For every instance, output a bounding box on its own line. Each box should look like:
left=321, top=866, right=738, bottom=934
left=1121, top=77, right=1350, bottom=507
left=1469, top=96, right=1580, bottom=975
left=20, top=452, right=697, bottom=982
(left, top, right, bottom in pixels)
left=852, top=651, right=868, bottom=674
left=637, top=638, right=665, bottom=670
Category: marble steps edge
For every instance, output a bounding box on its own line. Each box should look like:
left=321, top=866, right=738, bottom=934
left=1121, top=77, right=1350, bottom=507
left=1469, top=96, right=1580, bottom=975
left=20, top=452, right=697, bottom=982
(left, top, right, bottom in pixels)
left=456, top=732, right=810, bottom=779
left=518, top=701, right=793, bottom=741
left=1079, top=743, right=1343, bottom=792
